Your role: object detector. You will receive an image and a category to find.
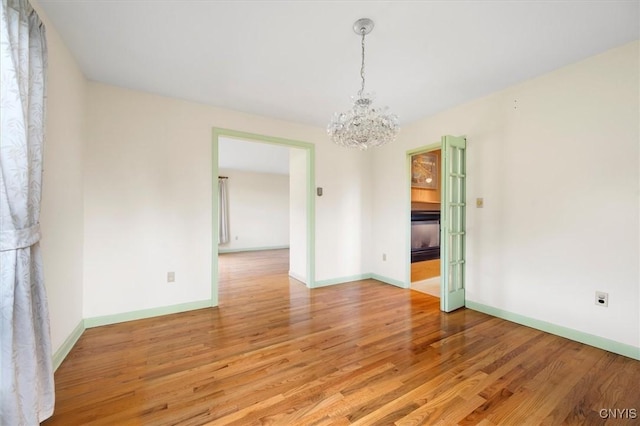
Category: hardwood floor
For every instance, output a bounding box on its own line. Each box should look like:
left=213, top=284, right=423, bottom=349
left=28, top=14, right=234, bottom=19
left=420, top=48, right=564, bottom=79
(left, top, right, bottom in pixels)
left=44, top=249, right=640, bottom=425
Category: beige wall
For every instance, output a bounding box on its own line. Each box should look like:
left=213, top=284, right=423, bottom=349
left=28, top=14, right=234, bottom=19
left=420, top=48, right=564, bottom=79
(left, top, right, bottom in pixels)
left=34, top=1, right=87, bottom=354
left=83, top=83, right=372, bottom=318
left=371, top=41, right=640, bottom=348
left=218, top=169, right=290, bottom=251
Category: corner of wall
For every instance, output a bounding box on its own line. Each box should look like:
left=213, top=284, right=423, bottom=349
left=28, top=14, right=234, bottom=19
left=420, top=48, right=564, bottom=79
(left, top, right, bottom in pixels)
left=33, top=0, right=88, bottom=361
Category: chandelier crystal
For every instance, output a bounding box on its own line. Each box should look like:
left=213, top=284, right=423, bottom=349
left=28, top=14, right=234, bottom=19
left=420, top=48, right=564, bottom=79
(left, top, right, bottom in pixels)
left=328, top=18, right=399, bottom=150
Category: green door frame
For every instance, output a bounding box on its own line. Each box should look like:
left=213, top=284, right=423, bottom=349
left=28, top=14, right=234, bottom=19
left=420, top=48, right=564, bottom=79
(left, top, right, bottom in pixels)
left=211, top=128, right=316, bottom=306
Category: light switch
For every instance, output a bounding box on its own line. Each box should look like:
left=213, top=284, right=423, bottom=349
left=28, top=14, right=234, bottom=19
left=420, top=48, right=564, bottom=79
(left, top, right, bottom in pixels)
left=476, top=198, right=484, bottom=208
left=317, top=187, right=323, bottom=196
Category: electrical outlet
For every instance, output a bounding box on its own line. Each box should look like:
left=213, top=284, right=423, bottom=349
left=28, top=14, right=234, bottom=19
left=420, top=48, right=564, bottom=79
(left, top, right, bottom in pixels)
left=382, top=253, right=387, bottom=261
left=595, top=291, right=608, bottom=307
left=167, top=272, right=175, bottom=283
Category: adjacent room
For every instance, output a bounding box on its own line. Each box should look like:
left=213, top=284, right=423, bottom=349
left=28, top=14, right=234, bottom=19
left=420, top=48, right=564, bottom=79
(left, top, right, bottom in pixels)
left=2, top=0, right=638, bottom=424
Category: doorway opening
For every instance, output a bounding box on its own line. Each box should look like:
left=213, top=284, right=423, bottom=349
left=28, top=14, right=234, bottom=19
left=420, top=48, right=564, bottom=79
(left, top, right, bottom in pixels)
left=408, top=135, right=467, bottom=312
left=408, top=144, right=442, bottom=298
left=211, top=128, right=315, bottom=307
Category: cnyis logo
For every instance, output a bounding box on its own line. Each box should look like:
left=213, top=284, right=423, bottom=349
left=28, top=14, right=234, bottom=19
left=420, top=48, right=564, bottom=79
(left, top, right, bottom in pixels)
left=599, top=408, right=638, bottom=419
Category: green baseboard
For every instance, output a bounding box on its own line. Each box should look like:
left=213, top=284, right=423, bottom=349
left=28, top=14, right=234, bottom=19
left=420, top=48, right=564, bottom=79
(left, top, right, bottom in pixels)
left=314, top=273, right=373, bottom=288
left=288, top=271, right=308, bottom=286
left=370, top=273, right=407, bottom=289
left=84, top=299, right=213, bottom=328
left=314, top=273, right=408, bottom=288
left=466, top=300, right=640, bottom=361
left=52, top=320, right=85, bottom=371
left=218, top=245, right=289, bottom=254
left=310, top=273, right=409, bottom=289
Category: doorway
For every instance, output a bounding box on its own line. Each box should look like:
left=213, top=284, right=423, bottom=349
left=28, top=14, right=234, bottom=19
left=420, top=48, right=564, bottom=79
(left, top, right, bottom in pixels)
left=211, top=128, right=315, bottom=307
left=408, top=144, right=442, bottom=298
left=407, top=135, right=467, bottom=312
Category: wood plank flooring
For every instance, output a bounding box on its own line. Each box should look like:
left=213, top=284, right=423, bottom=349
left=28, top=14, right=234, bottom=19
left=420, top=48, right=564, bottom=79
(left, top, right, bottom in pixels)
left=44, top=249, right=640, bottom=425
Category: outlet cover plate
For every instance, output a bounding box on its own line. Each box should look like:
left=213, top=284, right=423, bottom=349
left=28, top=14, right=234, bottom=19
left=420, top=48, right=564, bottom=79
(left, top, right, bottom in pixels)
left=595, top=291, right=608, bottom=307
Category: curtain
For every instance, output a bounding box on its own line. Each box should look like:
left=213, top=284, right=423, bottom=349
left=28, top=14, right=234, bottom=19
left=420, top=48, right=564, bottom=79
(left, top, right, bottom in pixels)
left=219, top=178, right=229, bottom=244
left=0, top=0, right=55, bottom=424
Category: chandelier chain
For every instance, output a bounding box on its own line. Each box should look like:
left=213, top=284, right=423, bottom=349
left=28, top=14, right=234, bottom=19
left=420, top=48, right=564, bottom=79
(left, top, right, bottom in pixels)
left=359, top=30, right=366, bottom=97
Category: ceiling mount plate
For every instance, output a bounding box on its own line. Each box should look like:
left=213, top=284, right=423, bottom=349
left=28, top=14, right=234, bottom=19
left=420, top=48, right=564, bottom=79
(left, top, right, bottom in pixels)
left=353, top=18, right=374, bottom=35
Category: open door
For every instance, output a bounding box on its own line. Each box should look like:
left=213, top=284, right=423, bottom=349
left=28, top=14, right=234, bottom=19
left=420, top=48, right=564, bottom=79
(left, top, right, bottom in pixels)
left=440, top=135, right=466, bottom=312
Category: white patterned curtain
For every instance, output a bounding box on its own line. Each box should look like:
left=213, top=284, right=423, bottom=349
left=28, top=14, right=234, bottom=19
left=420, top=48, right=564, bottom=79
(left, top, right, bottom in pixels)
left=0, top=0, right=54, bottom=424
left=219, top=177, right=229, bottom=244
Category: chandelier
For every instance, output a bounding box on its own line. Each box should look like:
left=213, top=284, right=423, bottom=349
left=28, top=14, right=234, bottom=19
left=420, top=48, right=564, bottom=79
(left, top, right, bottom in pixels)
left=327, top=18, right=399, bottom=150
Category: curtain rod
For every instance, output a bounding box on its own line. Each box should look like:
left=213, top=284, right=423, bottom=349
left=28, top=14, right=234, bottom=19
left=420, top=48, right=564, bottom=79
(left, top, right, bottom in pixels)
left=218, top=176, right=228, bottom=179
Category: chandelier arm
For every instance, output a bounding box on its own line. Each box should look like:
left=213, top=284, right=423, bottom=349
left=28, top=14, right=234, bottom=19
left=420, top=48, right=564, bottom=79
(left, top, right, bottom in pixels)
left=359, top=30, right=366, bottom=97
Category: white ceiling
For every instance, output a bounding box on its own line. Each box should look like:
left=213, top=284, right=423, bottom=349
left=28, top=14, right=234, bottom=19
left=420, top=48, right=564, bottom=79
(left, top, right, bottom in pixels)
left=38, top=1, right=638, bottom=129
left=218, top=137, right=290, bottom=175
